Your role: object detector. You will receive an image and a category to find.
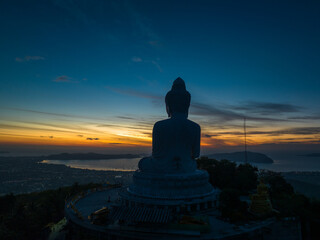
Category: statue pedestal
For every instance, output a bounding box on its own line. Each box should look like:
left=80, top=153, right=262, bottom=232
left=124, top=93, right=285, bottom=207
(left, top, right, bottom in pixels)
left=120, top=169, right=219, bottom=213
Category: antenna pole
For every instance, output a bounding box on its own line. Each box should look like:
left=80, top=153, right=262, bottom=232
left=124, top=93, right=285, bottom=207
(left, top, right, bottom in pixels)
left=244, top=117, right=248, bottom=163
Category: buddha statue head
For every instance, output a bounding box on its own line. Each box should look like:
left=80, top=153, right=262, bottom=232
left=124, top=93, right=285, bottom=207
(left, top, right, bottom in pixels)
left=165, top=77, right=191, bottom=117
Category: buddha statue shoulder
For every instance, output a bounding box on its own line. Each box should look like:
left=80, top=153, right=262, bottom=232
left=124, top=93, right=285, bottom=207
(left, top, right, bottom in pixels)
left=138, top=77, right=201, bottom=174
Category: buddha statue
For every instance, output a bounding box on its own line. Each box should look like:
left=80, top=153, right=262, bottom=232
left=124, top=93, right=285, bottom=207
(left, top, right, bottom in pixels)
left=138, top=77, right=200, bottom=174
left=125, top=78, right=216, bottom=202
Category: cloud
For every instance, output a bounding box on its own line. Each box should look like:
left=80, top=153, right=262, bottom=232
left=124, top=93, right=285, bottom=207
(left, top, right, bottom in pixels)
left=86, top=138, right=99, bottom=140
left=77, top=135, right=83, bottom=137
left=1, top=107, right=115, bottom=135
left=151, top=60, right=163, bottom=72
left=2, top=107, right=99, bottom=121
left=124, top=1, right=159, bottom=44
left=271, top=127, right=320, bottom=135
left=117, top=116, right=137, bottom=120
left=203, top=134, right=221, bottom=138
left=15, top=56, right=45, bottom=62
left=190, top=102, right=286, bottom=122
left=289, top=115, right=320, bottom=120
left=131, top=57, right=142, bottom=62
left=40, top=136, right=54, bottom=138
left=280, top=137, right=316, bottom=141
left=217, top=127, right=320, bottom=136
left=0, top=123, right=80, bottom=134
left=52, top=0, right=90, bottom=25
left=203, top=138, right=229, bottom=148
left=148, top=41, right=161, bottom=47
left=53, top=75, right=75, bottom=83
left=130, top=57, right=163, bottom=72
left=96, top=123, right=119, bottom=128
left=53, top=75, right=86, bottom=83
left=232, top=101, right=302, bottom=114
left=190, top=103, right=243, bottom=121
left=106, top=86, right=162, bottom=100
left=0, top=132, right=47, bottom=138
left=106, top=87, right=288, bottom=122
left=97, top=120, right=153, bottom=132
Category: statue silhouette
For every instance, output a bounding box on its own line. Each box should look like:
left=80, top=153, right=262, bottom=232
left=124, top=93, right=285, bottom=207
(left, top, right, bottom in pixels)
left=138, top=77, right=200, bottom=173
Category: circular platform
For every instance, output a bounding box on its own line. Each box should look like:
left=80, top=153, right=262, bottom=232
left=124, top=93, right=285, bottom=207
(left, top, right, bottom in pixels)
left=128, top=169, right=215, bottom=199
left=121, top=169, right=219, bottom=212
left=65, top=187, right=274, bottom=240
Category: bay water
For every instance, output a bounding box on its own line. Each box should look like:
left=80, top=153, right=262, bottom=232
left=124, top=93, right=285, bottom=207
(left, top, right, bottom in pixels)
left=41, top=154, right=320, bottom=172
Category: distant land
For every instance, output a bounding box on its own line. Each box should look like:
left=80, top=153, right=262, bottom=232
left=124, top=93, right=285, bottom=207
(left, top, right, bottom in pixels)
left=206, top=151, right=274, bottom=164
left=44, top=152, right=142, bottom=160
left=283, top=172, right=320, bottom=199
left=0, top=152, right=143, bottom=161
left=298, top=153, right=320, bottom=157
left=0, top=156, right=134, bottom=195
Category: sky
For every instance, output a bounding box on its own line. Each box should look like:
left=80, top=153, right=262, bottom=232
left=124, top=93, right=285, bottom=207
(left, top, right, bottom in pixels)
left=0, top=0, right=319, bottom=156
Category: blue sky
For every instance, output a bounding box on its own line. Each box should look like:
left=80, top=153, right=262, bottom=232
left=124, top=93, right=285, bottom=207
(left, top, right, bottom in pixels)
left=0, top=0, right=319, bottom=155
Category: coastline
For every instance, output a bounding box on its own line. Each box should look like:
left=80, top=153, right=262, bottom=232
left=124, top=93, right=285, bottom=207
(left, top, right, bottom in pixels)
left=1, top=154, right=320, bottom=199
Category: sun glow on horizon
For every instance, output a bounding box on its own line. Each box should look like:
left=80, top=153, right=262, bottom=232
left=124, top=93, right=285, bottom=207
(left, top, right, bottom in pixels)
left=1, top=120, right=318, bottom=151
left=0, top=107, right=319, bottom=154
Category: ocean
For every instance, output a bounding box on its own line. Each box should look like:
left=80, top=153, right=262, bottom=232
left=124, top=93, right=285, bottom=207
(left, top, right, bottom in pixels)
left=41, top=154, right=320, bottom=172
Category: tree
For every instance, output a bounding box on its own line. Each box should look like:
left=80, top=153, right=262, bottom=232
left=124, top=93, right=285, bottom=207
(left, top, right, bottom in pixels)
left=219, top=189, right=249, bottom=222
left=197, top=157, right=258, bottom=193
left=235, top=163, right=258, bottom=194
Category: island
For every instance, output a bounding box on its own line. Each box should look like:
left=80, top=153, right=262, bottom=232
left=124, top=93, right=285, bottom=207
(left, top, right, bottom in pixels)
left=206, top=151, right=274, bottom=164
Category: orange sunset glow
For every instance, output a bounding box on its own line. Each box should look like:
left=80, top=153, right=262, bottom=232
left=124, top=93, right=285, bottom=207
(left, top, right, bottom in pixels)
left=1, top=110, right=318, bottom=155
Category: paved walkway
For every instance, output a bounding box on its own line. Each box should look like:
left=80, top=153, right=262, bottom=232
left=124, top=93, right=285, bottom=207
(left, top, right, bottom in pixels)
left=75, top=188, right=120, bottom=219
left=65, top=188, right=274, bottom=239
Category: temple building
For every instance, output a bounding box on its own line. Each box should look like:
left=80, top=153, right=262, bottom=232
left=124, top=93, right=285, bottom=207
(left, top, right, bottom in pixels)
left=249, top=181, right=273, bottom=217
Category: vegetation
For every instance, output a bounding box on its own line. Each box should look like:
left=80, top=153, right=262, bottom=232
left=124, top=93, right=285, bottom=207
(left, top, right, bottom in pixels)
left=197, top=157, right=258, bottom=194
left=197, top=157, right=258, bottom=222
left=0, top=182, right=102, bottom=240
left=197, top=157, right=320, bottom=238
left=262, top=171, right=320, bottom=238
left=219, top=188, right=249, bottom=222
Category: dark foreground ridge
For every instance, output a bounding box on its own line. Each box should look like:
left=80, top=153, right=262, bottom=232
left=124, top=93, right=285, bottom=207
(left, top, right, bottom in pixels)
left=206, top=151, right=274, bottom=163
